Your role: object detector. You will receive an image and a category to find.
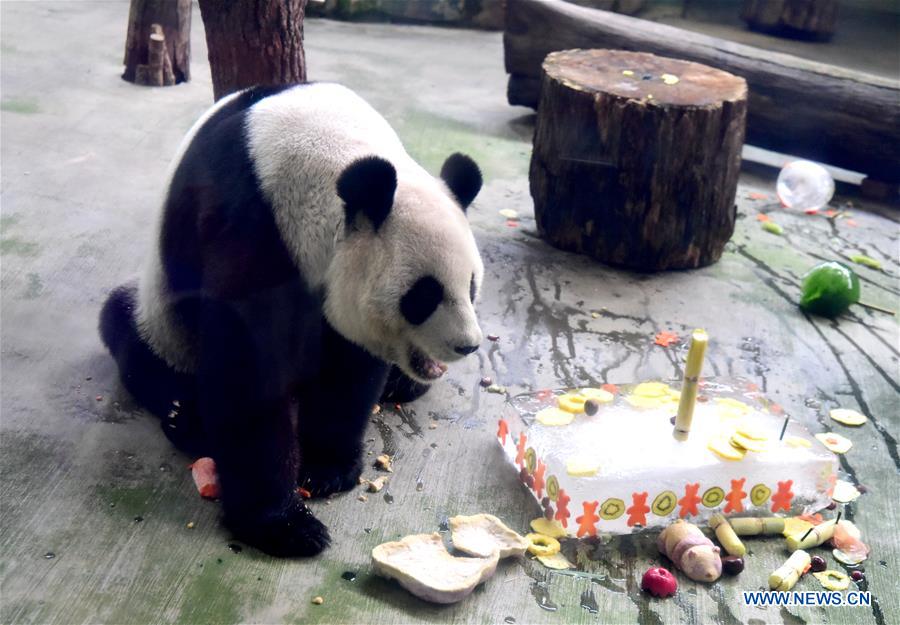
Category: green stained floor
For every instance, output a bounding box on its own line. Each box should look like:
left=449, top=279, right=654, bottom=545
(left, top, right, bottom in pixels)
left=1, top=3, right=898, bottom=624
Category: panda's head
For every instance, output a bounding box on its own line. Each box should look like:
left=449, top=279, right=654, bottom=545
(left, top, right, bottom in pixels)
left=324, top=153, right=484, bottom=384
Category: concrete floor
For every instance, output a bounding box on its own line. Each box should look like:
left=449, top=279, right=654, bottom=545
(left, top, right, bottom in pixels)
left=2, top=3, right=899, bottom=625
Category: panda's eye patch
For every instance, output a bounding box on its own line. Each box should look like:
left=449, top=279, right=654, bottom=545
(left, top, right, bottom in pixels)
left=400, top=276, right=444, bottom=326
left=469, top=274, right=476, bottom=303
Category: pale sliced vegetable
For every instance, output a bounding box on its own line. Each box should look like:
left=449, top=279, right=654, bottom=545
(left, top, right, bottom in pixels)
left=566, top=458, right=600, bottom=477
left=536, top=553, right=573, bottom=570
left=714, top=398, right=752, bottom=414
left=735, top=422, right=768, bottom=441
left=829, top=408, right=867, bottom=426
left=813, top=570, right=850, bottom=591
left=831, top=480, right=861, bottom=503
left=784, top=436, right=812, bottom=448
left=449, top=514, right=529, bottom=559
left=372, top=533, right=499, bottom=604
left=535, top=407, right=575, bottom=426
left=731, top=432, right=768, bottom=452
left=708, top=436, right=746, bottom=461
left=633, top=382, right=670, bottom=397
left=815, top=432, right=853, bottom=454
left=529, top=518, right=567, bottom=539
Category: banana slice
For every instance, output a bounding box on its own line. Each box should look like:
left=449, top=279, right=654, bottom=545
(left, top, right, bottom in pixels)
left=708, top=435, right=747, bottom=461
left=536, top=407, right=575, bottom=426
left=731, top=432, right=768, bottom=452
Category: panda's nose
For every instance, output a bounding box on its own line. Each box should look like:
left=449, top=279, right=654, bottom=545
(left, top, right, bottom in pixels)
left=454, top=344, right=480, bottom=356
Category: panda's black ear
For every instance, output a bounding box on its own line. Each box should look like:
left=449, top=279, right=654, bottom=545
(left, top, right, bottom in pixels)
left=337, top=156, right=397, bottom=231
left=440, top=153, right=482, bottom=212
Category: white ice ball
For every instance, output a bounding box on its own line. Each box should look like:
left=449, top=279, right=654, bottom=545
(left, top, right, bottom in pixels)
left=776, top=160, right=834, bottom=212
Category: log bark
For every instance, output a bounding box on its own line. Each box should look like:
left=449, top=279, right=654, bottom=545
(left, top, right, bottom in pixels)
left=198, top=0, right=308, bottom=102
left=504, top=0, right=900, bottom=182
left=530, top=49, right=747, bottom=271
left=123, top=0, right=191, bottom=84
left=741, top=0, right=838, bottom=39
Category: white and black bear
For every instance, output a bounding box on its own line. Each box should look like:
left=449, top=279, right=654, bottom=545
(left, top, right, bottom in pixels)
left=99, top=83, right=484, bottom=556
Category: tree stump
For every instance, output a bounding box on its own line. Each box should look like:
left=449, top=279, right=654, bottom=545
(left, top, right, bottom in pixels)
left=530, top=49, right=747, bottom=271
left=123, top=0, right=191, bottom=85
left=198, top=0, right=308, bottom=102
left=740, top=0, right=838, bottom=40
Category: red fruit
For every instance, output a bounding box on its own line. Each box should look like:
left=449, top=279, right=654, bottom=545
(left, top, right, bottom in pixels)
left=641, top=567, right=678, bottom=598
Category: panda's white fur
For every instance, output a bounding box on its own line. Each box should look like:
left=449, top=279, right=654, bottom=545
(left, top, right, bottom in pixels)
left=136, top=83, right=483, bottom=382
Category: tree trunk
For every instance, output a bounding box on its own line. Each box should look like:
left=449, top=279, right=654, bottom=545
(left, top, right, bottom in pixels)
left=198, top=0, right=308, bottom=102
left=123, top=0, right=191, bottom=84
left=504, top=0, right=900, bottom=182
left=741, top=0, right=838, bottom=40
left=530, top=49, right=747, bottom=271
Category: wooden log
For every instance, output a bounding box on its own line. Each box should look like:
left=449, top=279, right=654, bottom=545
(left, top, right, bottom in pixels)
left=530, top=49, right=747, bottom=271
left=504, top=0, right=900, bottom=181
left=741, top=0, right=838, bottom=40
left=123, top=0, right=191, bottom=84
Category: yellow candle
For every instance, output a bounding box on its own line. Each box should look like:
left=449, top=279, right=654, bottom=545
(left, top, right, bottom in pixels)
left=673, top=329, right=708, bottom=441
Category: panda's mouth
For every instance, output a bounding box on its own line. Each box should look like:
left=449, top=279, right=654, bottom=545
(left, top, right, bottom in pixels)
left=409, top=347, right=448, bottom=381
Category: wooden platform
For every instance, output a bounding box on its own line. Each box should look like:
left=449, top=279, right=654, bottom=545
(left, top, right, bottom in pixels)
left=1, top=4, right=898, bottom=624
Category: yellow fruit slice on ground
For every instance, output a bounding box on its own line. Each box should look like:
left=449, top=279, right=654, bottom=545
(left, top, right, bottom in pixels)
left=579, top=388, right=615, bottom=403
left=557, top=394, right=586, bottom=414
left=530, top=518, right=567, bottom=538
left=633, top=382, right=670, bottom=397
left=715, top=397, right=752, bottom=414
left=815, top=432, right=853, bottom=454
left=536, top=407, right=575, bottom=426
left=784, top=436, right=812, bottom=448
left=813, top=570, right=850, bottom=591
left=536, top=552, right=573, bottom=569
left=566, top=459, right=600, bottom=477
left=782, top=517, right=814, bottom=538
left=731, top=432, right=768, bottom=452
left=829, top=408, right=868, bottom=426
left=708, top=436, right=747, bottom=461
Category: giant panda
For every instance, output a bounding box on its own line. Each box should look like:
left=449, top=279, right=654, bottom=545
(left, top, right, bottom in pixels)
left=99, top=82, right=485, bottom=556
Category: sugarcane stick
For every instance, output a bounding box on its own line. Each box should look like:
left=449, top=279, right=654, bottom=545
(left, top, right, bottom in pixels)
left=709, top=514, right=746, bottom=556
left=729, top=517, right=786, bottom=536
left=769, top=550, right=811, bottom=591
left=786, top=520, right=836, bottom=551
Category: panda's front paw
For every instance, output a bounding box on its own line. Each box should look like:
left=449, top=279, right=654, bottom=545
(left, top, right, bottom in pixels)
left=227, top=497, right=330, bottom=557
left=298, top=456, right=363, bottom=498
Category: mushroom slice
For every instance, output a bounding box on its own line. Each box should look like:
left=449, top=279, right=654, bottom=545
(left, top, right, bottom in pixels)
left=450, top=514, right=530, bottom=558
left=371, top=533, right=498, bottom=604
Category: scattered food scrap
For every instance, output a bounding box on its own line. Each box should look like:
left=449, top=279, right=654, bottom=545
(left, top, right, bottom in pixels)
left=529, top=517, right=567, bottom=539
left=499, top=209, right=519, bottom=219
left=654, top=331, right=680, bottom=347
left=536, top=552, right=573, bottom=570
left=449, top=514, right=529, bottom=558
left=365, top=476, right=389, bottom=493
left=372, top=533, right=500, bottom=604
left=748, top=192, right=769, bottom=201
left=311, top=596, right=325, bottom=605
left=660, top=73, right=679, bottom=85
left=525, top=533, right=560, bottom=557
left=657, top=520, right=722, bottom=582
left=755, top=213, right=771, bottom=222
left=721, top=556, right=744, bottom=576
left=190, top=457, right=220, bottom=499
left=815, top=432, right=852, bottom=454
left=641, top=567, right=677, bottom=598
left=486, top=384, right=506, bottom=395
left=770, top=550, right=810, bottom=591
left=849, top=255, right=882, bottom=270
left=762, top=221, right=783, bottom=235
left=829, top=408, right=867, bottom=426
left=831, top=480, right=861, bottom=503
left=813, top=570, right=850, bottom=591
left=375, top=454, right=393, bottom=472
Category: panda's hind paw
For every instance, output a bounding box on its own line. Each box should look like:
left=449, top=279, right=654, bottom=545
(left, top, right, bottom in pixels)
left=298, top=458, right=363, bottom=498
left=228, top=498, right=330, bottom=557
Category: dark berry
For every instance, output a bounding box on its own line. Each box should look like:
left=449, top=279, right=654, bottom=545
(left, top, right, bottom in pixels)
left=544, top=507, right=554, bottom=520
left=584, top=399, right=599, bottom=416
left=857, top=484, right=868, bottom=494
left=810, top=555, right=827, bottom=572
left=487, top=334, right=500, bottom=342
left=851, top=570, right=864, bottom=582
left=525, top=475, right=535, bottom=488
left=541, top=497, right=550, bottom=507
left=722, top=556, right=744, bottom=576
left=669, top=416, right=676, bottom=425
left=826, top=501, right=837, bottom=510
left=480, top=377, right=492, bottom=387
left=518, top=467, right=528, bottom=483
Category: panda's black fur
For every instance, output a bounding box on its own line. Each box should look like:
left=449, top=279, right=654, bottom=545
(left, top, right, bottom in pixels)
left=99, top=84, right=483, bottom=557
